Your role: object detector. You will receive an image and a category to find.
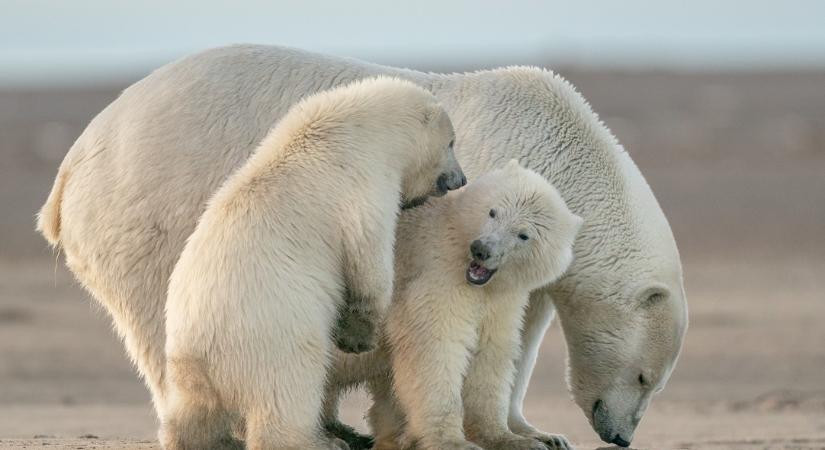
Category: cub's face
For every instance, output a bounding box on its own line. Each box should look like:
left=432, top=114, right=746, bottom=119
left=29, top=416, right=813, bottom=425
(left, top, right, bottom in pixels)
left=401, top=105, right=466, bottom=209
left=463, top=161, right=582, bottom=291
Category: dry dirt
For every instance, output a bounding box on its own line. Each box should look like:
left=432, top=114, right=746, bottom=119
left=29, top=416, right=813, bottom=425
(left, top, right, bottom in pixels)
left=1, top=70, right=824, bottom=449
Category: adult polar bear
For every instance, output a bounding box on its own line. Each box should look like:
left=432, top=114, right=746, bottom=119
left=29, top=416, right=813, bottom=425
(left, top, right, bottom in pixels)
left=38, top=45, right=687, bottom=448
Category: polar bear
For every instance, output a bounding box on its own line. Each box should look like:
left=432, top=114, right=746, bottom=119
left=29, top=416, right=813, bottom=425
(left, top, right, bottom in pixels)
left=160, top=77, right=465, bottom=450
left=37, top=45, right=687, bottom=447
left=364, top=161, right=582, bottom=450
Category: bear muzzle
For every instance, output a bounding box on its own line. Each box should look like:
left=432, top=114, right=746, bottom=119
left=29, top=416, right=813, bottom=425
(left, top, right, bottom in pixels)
left=466, top=240, right=498, bottom=285
left=435, top=169, right=467, bottom=195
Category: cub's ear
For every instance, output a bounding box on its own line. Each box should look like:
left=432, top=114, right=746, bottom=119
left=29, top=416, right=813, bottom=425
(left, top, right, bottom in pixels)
left=571, top=214, right=584, bottom=233
left=421, top=103, right=443, bottom=127
left=505, top=159, right=522, bottom=171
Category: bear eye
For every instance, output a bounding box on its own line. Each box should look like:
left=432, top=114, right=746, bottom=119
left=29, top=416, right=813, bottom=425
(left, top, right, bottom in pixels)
left=448, top=139, right=455, bottom=148
left=638, top=373, right=647, bottom=386
left=518, top=233, right=529, bottom=241
left=489, top=209, right=496, bottom=218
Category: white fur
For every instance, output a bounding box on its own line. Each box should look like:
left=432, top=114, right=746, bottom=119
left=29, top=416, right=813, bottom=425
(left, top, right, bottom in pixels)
left=37, top=44, right=687, bottom=447
left=362, top=161, right=581, bottom=450
left=160, top=77, right=457, bottom=450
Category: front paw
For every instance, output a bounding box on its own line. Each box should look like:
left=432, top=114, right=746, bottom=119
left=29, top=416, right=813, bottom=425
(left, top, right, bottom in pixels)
left=333, top=307, right=376, bottom=354
left=519, top=431, right=573, bottom=450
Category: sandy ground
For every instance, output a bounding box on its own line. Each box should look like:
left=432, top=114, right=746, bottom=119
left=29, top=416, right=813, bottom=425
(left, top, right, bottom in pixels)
left=1, top=70, right=824, bottom=449
left=2, top=257, right=823, bottom=450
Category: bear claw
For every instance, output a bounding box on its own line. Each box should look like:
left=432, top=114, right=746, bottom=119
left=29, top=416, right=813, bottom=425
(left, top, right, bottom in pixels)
left=533, top=433, right=573, bottom=450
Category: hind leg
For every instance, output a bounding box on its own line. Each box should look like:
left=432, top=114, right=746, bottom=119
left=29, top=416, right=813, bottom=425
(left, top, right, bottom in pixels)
left=508, top=290, right=572, bottom=449
left=247, top=408, right=348, bottom=450
left=245, top=366, right=349, bottom=450
left=367, top=376, right=408, bottom=450
left=64, top=251, right=170, bottom=413
left=322, top=377, right=374, bottom=450
left=160, top=403, right=241, bottom=450
left=159, top=358, right=242, bottom=450
left=324, top=416, right=374, bottom=450
left=239, top=305, right=349, bottom=450
left=60, top=215, right=187, bottom=418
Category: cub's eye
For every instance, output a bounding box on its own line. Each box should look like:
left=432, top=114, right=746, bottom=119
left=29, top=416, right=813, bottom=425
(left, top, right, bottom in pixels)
left=518, top=233, right=529, bottom=241
left=638, top=373, right=647, bottom=386
left=489, top=209, right=496, bottom=218
left=448, top=139, right=455, bottom=148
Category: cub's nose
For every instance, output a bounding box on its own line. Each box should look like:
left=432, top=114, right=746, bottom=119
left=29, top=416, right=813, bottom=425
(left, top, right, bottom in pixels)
left=436, top=170, right=467, bottom=194
left=470, top=240, right=491, bottom=261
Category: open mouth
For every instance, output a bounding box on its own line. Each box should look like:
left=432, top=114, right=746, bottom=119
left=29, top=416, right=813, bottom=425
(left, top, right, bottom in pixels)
left=466, top=260, right=497, bottom=285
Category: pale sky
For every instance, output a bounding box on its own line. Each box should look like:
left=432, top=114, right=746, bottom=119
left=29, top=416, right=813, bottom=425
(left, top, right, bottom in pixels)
left=2, top=0, right=825, bottom=85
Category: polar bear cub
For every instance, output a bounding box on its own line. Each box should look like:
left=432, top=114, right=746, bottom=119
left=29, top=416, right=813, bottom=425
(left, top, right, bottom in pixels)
left=161, top=77, right=464, bottom=450
left=368, top=160, right=582, bottom=450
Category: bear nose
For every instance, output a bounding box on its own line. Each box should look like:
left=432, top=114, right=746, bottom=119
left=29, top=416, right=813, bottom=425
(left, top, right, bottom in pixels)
left=611, top=435, right=631, bottom=447
left=470, top=240, right=491, bottom=261
left=436, top=170, right=466, bottom=194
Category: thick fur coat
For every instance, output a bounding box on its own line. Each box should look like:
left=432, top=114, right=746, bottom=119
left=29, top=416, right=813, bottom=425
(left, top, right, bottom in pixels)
left=38, top=45, right=687, bottom=448
left=162, top=77, right=461, bottom=450
left=362, top=162, right=582, bottom=450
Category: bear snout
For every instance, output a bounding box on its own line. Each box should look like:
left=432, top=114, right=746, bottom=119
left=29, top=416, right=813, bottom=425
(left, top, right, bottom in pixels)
left=436, top=169, right=467, bottom=194
left=470, top=240, right=492, bottom=262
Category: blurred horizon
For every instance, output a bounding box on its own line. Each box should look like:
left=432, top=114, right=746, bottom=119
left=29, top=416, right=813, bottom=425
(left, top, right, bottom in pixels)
left=3, top=0, right=825, bottom=87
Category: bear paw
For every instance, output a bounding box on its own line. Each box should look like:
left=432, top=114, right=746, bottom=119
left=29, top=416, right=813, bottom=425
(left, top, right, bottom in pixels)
left=333, top=307, right=376, bottom=354
left=325, top=420, right=375, bottom=450
left=517, top=430, right=574, bottom=449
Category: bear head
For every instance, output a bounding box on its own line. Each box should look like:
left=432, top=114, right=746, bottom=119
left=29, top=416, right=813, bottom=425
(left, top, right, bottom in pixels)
left=457, top=159, right=582, bottom=291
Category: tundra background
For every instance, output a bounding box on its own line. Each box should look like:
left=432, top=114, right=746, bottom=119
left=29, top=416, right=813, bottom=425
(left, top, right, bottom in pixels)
left=1, top=1, right=825, bottom=449
left=2, top=69, right=823, bottom=450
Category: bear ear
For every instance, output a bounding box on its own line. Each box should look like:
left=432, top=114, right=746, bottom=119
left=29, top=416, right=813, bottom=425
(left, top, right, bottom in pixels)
left=571, top=214, right=585, bottom=233
left=505, top=159, right=522, bottom=171
left=421, top=103, right=443, bottom=127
